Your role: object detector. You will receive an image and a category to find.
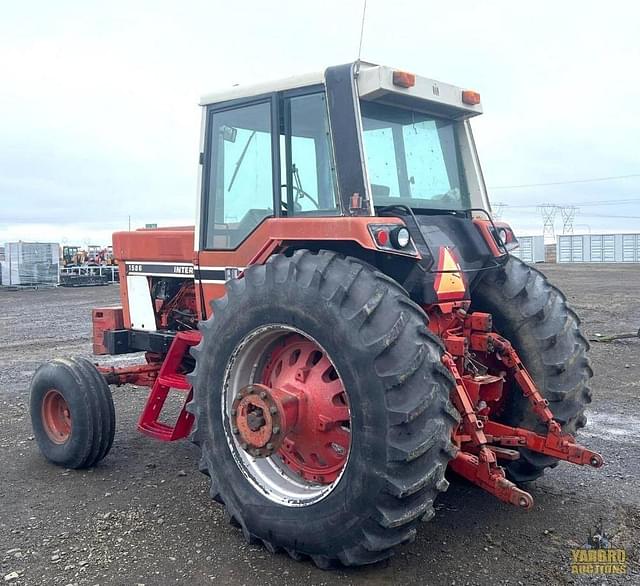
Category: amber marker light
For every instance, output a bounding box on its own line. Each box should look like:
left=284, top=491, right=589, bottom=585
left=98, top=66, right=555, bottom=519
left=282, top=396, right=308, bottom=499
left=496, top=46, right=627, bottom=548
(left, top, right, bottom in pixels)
left=462, top=90, right=481, bottom=105
left=392, top=70, right=416, bottom=88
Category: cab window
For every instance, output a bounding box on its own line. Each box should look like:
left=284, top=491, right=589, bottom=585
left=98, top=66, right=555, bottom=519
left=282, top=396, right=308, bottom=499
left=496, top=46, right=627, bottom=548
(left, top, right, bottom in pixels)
left=281, top=92, right=338, bottom=215
left=361, top=101, right=469, bottom=210
left=204, top=101, right=274, bottom=249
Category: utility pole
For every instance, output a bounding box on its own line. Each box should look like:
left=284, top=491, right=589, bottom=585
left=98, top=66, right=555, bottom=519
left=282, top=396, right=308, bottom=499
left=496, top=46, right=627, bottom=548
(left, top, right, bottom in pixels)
left=492, top=202, right=506, bottom=221
left=560, top=206, right=578, bottom=234
left=537, top=204, right=558, bottom=241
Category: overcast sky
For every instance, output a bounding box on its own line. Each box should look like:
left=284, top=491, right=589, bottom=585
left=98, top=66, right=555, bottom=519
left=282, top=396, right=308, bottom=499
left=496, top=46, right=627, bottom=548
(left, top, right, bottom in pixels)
left=1, top=0, right=639, bottom=245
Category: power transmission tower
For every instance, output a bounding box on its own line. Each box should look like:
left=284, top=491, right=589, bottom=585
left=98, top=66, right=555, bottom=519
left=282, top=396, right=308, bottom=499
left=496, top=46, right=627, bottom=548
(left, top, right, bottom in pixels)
left=560, top=205, right=578, bottom=234
left=537, top=204, right=558, bottom=240
left=492, top=202, right=506, bottom=221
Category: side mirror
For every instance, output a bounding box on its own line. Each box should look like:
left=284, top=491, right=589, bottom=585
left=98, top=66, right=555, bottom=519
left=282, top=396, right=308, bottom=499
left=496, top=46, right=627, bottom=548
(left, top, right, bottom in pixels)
left=221, top=125, right=237, bottom=143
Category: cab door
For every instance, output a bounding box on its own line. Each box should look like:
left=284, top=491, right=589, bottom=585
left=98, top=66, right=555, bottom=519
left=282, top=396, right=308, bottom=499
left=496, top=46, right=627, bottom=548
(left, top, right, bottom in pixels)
left=196, top=95, right=280, bottom=316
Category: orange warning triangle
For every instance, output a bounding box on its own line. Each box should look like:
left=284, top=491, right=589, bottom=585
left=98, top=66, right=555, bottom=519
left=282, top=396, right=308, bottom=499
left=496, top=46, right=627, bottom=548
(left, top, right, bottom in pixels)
left=435, top=247, right=466, bottom=301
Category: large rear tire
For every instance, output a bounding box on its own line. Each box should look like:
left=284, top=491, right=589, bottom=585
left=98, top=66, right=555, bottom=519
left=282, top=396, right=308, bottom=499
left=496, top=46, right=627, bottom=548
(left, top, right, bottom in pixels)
left=472, top=256, right=592, bottom=482
left=189, top=250, right=458, bottom=567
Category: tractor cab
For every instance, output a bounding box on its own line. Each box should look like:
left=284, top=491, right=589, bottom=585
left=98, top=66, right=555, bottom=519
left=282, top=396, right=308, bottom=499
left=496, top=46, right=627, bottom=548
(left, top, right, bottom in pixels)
left=193, top=62, right=515, bottom=309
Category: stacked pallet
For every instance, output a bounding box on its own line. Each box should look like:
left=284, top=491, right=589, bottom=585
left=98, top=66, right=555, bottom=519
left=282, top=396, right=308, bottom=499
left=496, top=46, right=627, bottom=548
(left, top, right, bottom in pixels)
left=0, top=242, right=59, bottom=287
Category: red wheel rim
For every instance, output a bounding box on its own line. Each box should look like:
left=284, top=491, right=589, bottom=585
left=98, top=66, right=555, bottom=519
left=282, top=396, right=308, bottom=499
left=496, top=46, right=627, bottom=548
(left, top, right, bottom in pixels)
left=260, top=334, right=351, bottom=484
left=41, top=390, right=72, bottom=444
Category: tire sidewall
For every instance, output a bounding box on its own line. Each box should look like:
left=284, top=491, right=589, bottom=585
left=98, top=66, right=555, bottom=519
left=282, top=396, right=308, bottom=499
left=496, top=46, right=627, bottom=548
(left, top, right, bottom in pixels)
left=30, top=361, right=93, bottom=467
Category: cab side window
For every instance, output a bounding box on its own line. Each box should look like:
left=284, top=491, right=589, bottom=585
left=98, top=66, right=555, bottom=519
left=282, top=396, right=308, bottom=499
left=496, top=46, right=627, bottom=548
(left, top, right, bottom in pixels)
left=204, top=101, right=273, bottom=249
left=281, top=93, right=338, bottom=215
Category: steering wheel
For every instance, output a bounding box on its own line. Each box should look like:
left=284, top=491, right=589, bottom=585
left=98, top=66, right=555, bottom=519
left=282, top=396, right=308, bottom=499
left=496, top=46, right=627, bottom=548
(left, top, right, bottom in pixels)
left=281, top=185, right=319, bottom=210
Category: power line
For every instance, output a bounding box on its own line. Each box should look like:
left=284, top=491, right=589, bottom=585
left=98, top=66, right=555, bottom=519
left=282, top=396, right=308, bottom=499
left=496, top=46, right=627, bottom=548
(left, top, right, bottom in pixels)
left=562, top=198, right=640, bottom=207
left=576, top=213, right=640, bottom=219
left=506, top=209, right=640, bottom=220
left=490, top=173, right=640, bottom=190
left=505, top=197, right=640, bottom=209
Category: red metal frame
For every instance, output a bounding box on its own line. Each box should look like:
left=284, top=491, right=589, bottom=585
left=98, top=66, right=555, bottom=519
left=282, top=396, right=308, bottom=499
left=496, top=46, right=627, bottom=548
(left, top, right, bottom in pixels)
left=96, top=332, right=201, bottom=442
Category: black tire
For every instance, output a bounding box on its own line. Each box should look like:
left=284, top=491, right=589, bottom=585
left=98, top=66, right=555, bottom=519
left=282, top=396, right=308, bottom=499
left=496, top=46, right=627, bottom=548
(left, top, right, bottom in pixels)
left=30, top=357, right=116, bottom=469
left=189, top=250, right=458, bottom=568
left=471, top=256, right=592, bottom=482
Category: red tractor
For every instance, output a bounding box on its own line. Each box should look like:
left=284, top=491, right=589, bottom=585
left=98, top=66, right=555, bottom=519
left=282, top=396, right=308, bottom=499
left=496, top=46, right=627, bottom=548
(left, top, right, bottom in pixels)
left=30, top=62, right=601, bottom=568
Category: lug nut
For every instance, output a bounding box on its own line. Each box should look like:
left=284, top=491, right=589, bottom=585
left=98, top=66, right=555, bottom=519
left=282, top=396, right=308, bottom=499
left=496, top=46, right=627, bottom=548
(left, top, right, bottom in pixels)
left=272, top=426, right=280, bottom=435
left=331, top=442, right=345, bottom=456
left=270, top=406, right=278, bottom=414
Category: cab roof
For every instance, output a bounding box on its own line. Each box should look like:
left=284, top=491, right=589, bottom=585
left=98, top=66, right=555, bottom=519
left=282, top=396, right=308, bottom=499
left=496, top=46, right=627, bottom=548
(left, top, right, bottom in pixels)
left=199, top=62, right=482, bottom=118
left=199, top=70, right=323, bottom=106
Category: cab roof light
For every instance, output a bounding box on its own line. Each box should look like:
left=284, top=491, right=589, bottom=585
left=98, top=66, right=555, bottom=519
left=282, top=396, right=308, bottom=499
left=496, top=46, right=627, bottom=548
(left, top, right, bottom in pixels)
left=462, top=90, right=481, bottom=105
left=392, top=70, right=415, bottom=88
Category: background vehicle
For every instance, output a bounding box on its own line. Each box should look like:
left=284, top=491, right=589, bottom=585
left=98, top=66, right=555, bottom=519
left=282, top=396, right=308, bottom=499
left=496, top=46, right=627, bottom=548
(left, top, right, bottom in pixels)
left=30, top=62, right=602, bottom=568
left=61, top=245, right=81, bottom=267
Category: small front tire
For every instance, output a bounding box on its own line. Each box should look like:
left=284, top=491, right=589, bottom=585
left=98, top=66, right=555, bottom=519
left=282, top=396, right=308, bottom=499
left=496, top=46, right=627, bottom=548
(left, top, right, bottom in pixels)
left=30, top=357, right=115, bottom=469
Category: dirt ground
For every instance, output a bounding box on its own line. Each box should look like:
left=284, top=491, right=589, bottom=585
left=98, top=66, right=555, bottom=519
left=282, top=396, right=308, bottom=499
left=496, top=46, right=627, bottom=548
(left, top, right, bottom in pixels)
left=1, top=264, right=639, bottom=585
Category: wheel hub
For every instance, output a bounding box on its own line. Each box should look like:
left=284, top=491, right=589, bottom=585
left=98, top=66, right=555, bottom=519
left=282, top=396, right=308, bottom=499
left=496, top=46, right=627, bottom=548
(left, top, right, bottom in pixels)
left=231, top=384, right=298, bottom=458
left=41, top=389, right=72, bottom=444
left=258, top=335, right=351, bottom=484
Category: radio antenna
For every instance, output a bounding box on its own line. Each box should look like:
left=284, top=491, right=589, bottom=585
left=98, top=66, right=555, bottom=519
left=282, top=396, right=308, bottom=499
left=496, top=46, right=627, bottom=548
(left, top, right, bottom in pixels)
left=357, top=0, right=368, bottom=64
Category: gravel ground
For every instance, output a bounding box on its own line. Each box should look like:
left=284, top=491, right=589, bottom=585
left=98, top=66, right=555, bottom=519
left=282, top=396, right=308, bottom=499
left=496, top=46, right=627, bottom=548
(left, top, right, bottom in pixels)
left=0, top=264, right=639, bottom=585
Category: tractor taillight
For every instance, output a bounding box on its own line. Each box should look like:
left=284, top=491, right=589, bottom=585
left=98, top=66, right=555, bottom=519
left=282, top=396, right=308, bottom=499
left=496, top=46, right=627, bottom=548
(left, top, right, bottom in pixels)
left=375, top=228, right=389, bottom=246
left=462, top=90, right=481, bottom=105
left=392, top=70, right=415, bottom=88
left=368, top=223, right=418, bottom=257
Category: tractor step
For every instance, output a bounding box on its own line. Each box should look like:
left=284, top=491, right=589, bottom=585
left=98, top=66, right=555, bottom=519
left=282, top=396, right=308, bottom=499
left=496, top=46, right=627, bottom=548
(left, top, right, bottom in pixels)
left=157, top=373, right=191, bottom=391
left=137, top=330, right=202, bottom=441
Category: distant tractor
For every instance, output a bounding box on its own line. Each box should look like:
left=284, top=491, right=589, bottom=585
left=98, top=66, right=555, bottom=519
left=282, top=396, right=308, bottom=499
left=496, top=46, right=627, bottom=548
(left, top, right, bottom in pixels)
left=30, top=63, right=602, bottom=568
left=61, top=245, right=80, bottom=267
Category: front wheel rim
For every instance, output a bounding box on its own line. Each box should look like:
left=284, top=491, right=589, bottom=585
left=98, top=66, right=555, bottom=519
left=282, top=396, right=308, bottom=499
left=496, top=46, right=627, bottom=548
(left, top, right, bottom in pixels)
left=222, top=325, right=351, bottom=507
left=41, top=389, right=72, bottom=444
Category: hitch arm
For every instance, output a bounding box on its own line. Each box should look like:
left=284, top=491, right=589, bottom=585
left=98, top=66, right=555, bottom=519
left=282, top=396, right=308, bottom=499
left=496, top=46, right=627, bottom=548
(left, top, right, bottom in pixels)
left=443, top=353, right=535, bottom=510
left=479, top=333, right=604, bottom=468
left=449, top=451, right=533, bottom=509
left=484, top=420, right=604, bottom=468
